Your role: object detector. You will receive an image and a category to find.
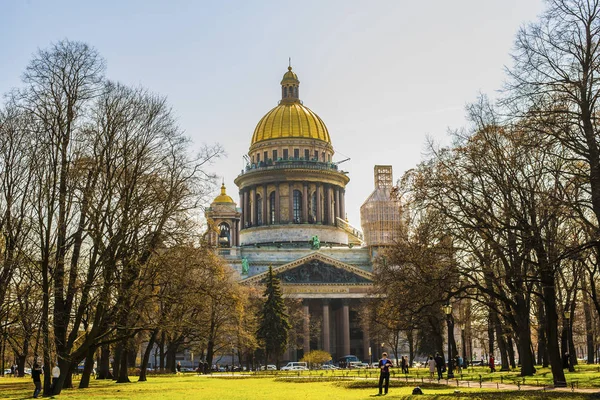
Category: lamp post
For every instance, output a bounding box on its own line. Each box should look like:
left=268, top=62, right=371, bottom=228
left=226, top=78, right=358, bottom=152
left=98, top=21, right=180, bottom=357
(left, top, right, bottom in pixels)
left=460, top=323, right=467, bottom=367
left=443, top=304, right=455, bottom=379
left=564, top=311, right=574, bottom=372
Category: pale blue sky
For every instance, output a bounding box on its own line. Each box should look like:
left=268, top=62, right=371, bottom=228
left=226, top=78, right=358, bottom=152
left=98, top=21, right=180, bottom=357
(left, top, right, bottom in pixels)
left=1, top=0, right=545, bottom=227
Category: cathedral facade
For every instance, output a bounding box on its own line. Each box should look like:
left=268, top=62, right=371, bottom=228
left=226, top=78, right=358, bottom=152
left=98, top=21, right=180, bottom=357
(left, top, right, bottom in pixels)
left=206, top=66, right=399, bottom=363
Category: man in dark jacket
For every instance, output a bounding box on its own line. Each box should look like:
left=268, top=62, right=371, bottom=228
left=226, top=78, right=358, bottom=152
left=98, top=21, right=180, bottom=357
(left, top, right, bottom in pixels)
left=377, top=352, right=393, bottom=395
left=434, top=353, right=444, bottom=380
left=31, top=363, right=42, bottom=398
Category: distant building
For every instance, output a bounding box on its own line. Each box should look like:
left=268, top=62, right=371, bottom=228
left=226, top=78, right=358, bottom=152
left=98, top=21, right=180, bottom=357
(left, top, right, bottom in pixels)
left=360, top=165, right=403, bottom=257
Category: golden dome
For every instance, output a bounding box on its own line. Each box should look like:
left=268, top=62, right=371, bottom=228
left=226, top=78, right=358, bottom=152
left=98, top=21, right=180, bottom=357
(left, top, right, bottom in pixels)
left=251, top=66, right=331, bottom=146
left=251, top=102, right=330, bottom=145
left=213, top=183, right=234, bottom=203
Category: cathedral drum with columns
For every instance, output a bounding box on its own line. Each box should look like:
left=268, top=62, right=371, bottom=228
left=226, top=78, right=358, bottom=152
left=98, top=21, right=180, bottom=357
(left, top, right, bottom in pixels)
left=206, top=66, right=401, bottom=364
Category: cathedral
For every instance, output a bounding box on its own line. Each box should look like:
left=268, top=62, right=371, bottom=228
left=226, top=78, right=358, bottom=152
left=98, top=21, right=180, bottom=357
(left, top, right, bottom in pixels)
left=205, top=65, right=401, bottom=363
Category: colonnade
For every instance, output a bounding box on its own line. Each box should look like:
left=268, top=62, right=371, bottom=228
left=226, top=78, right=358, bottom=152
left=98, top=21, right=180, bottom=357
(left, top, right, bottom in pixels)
left=286, top=298, right=370, bottom=363
left=239, top=182, right=345, bottom=228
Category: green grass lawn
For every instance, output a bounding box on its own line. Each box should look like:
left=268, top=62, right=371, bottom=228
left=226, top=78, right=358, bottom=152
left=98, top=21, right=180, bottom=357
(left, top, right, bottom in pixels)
left=1, top=373, right=599, bottom=400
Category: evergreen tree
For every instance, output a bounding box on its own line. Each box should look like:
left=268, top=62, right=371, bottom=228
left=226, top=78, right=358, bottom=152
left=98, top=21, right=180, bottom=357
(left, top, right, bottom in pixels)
left=256, top=266, right=291, bottom=368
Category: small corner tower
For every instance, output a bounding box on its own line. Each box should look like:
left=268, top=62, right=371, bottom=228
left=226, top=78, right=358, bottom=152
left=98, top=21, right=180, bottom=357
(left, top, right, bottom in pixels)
left=205, top=182, right=241, bottom=247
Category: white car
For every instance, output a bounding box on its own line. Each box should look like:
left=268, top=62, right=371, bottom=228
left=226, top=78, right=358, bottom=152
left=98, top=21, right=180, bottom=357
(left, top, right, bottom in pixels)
left=281, top=362, right=308, bottom=371
left=321, top=364, right=339, bottom=370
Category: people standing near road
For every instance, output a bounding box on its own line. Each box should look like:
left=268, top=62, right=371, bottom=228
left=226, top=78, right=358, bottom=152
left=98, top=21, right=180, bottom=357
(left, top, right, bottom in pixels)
left=51, top=362, right=60, bottom=391
left=377, top=352, right=393, bottom=396
left=31, top=363, right=42, bottom=398
left=401, top=356, right=409, bottom=374
left=427, top=355, right=436, bottom=379
left=489, top=355, right=495, bottom=373
left=434, top=352, right=444, bottom=380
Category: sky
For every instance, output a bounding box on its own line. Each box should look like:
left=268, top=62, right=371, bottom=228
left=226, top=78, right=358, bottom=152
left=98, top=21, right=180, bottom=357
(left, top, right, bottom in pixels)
left=0, top=0, right=546, bottom=228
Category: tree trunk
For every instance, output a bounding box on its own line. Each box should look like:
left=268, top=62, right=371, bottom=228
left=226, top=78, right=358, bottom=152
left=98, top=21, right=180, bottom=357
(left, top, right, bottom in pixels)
left=159, top=332, right=165, bottom=372
left=408, top=328, right=415, bottom=367
left=97, top=345, right=112, bottom=379
left=492, top=314, right=509, bottom=371
left=507, top=336, right=516, bottom=369
left=540, top=266, right=567, bottom=385
left=116, top=346, right=130, bottom=383
left=113, top=343, right=121, bottom=380
left=515, top=310, right=535, bottom=376
left=584, top=289, right=595, bottom=364
left=139, top=329, right=158, bottom=382
left=79, top=346, right=97, bottom=389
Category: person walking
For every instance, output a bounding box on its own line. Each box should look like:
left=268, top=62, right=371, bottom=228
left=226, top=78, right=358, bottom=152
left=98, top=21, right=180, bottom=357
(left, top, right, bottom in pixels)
left=31, top=363, right=42, bottom=398
left=427, top=355, right=436, bottom=379
left=434, top=352, right=444, bottom=380
left=456, top=355, right=462, bottom=374
left=377, top=352, right=393, bottom=396
left=51, top=362, right=60, bottom=391
left=489, top=355, right=495, bottom=373
left=401, top=356, right=409, bottom=374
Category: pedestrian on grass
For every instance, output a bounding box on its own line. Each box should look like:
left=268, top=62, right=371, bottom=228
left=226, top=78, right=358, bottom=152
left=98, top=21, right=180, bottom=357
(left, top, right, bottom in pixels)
left=434, top=352, right=444, bottom=380
left=427, top=355, right=436, bottom=379
left=51, top=362, right=60, bottom=391
left=31, top=363, right=42, bottom=398
left=489, top=355, right=495, bottom=373
left=377, top=352, right=393, bottom=396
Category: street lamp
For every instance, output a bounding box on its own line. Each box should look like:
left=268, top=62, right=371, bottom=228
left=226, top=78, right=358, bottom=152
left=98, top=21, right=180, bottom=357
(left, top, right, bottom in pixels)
left=443, top=304, right=455, bottom=379
left=564, top=310, right=574, bottom=372
left=460, top=323, right=467, bottom=367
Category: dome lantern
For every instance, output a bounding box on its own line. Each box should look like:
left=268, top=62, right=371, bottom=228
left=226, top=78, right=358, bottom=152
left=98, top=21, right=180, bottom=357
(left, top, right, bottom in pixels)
left=281, top=63, right=300, bottom=103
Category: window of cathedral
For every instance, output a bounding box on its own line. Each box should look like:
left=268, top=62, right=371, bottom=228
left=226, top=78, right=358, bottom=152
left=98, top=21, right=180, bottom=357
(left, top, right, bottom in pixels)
left=273, top=149, right=278, bottom=161
left=294, top=149, right=299, bottom=159
left=256, top=153, right=260, bottom=164
left=314, top=150, right=318, bottom=160
left=264, top=151, right=268, bottom=163
left=269, top=191, right=276, bottom=224
left=283, top=149, right=288, bottom=160
left=322, top=152, right=325, bottom=162
left=293, top=190, right=302, bottom=223
left=218, top=222, right=231, bottom=248
left=304, top=149, right=310, bottom=160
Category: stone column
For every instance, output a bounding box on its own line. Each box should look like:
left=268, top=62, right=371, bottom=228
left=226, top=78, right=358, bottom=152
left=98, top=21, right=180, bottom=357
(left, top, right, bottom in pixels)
left=251, top=186, right=257, bottom=226
left=275, top=182, right=281, bottom=224
left=363, top=323, right=371, bottom=364
left=340, top=189, right=346, bottom=221
left=239, top=191, right=245, bottom=229
left=334, top=187, right=340, bottom=225
left=303, top=301, right=310, bottom=355
left=231, top=221, right=236, bottom=247
left=316, top=184, right=322, bottom=224
left=288, top=182, right=294, bottom=223
left=243, top=190, right=249, bottom=228
left=262, top=184, right=268, bottom=226
left=322, top=300, right=330, bottom=354
left=325, top=184, right=331, bottom=225
left=302, top=183, right=308, bottom=223
left=342, top=300, right=350, bottom=356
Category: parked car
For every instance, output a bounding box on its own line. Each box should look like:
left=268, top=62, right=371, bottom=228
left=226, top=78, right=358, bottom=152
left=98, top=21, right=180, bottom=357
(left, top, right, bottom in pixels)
left=281, top=362, right=308, bottom=371
left=260, top=364, right=276, bottom=371
left=321, top=364, right=339, bottom=370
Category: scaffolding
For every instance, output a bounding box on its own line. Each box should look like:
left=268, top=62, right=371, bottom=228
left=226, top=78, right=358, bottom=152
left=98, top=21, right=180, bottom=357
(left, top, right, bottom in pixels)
left=360, top=165, right=402, bottom=248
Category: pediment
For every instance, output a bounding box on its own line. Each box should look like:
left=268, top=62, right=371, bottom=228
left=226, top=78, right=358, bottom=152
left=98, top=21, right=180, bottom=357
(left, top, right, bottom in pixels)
left=241, top=251, right=373, bottom=285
